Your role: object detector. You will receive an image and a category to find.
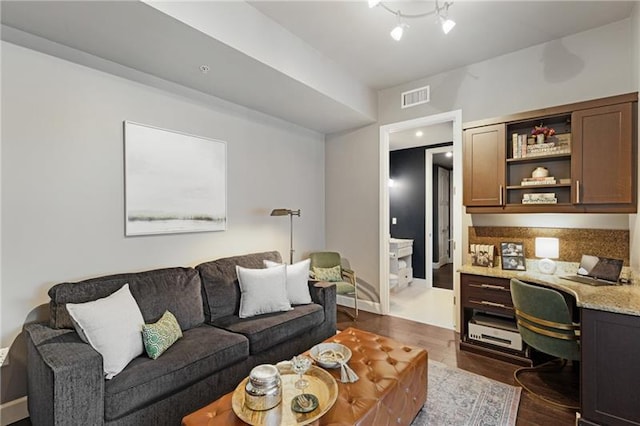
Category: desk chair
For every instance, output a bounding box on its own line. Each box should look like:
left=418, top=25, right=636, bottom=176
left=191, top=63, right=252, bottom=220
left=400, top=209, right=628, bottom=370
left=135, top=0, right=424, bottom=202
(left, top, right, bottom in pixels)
left=510, top=278, right=580, bottom=410
left=309, top=252, right=358, bottom=320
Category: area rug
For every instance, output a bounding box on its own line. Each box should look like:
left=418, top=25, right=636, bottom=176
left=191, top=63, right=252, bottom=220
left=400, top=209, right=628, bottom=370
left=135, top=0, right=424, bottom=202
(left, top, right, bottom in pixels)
left=411, top=361, right=521, bottom=426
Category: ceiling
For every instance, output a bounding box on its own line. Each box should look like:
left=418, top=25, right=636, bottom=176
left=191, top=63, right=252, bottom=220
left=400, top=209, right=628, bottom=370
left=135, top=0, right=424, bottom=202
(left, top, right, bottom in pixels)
left=1, top=1, right=636, bottom=134
left=250, top=1, right=636, bottom=90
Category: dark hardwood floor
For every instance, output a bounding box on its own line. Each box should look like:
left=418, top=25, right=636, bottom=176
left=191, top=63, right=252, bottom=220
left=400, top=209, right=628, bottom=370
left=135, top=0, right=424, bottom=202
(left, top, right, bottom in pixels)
left=433, top=263, right=453, bottom=290
left=338, top=310, right=578, bottom=426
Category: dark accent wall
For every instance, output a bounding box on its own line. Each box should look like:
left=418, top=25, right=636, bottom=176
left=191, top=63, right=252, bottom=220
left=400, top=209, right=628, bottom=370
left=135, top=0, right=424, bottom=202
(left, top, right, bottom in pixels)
left=390, top=143, right=453, bottom=279
left=390, top=146, right=426, bottom=278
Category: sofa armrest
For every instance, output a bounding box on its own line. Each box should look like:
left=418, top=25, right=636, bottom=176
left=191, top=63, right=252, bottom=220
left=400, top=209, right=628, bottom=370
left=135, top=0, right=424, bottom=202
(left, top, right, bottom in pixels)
left=25, top=323, right=105, bottom=426
left=308, top=281, right=337, bottom=329
left=308, top=281, right=336, bottom=303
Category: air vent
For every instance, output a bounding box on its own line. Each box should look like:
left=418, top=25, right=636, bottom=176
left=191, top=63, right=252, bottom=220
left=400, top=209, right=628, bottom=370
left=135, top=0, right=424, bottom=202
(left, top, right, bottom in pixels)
left=401, top=85, right=430, bottom=109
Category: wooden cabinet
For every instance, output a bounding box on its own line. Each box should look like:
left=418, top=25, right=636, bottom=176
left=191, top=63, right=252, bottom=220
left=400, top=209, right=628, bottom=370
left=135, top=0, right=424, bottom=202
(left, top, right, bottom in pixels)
left=580, top=309, right=640, bottom=426
left=463, top=93, right=637, bottom=214
left=572, top=102, right=636, bottom=212
left=389, top=238, right=413, bottom=290
left=459, top=273, right=530, bottom=365
left=463, top=124, right=505, bottom=207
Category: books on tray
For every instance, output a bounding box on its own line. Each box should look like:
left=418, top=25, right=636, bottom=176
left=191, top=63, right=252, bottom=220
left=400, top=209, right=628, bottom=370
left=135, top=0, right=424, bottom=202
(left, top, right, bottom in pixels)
left=511, top=133, right=571, bottom=159
left=522, top=193, right=557, bottom=204
left=521, top=176, right=556, bottom=186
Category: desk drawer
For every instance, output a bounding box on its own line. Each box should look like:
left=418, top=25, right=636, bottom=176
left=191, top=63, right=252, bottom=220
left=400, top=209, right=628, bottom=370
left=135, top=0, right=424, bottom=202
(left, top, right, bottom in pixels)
left=461, top=274, right=514, bottom=314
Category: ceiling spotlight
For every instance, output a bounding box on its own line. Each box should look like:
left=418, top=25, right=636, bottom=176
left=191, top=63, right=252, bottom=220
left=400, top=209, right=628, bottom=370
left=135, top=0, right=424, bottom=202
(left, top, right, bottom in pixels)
left=390, top=22, right=408, bottom=41
left=390, top=13, right=408, bottom=41
left=439, top=15, right=456, bottom=34
left=437, top=1, right=456, bottom=34
left=199, top=65, right=210, bottom=74
left=415, top=130, right=424, bottom=137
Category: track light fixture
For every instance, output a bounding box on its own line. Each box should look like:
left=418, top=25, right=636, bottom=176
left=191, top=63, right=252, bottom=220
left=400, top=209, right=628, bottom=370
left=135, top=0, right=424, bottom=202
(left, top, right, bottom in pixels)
left=370, top=0, right=456, bottom=40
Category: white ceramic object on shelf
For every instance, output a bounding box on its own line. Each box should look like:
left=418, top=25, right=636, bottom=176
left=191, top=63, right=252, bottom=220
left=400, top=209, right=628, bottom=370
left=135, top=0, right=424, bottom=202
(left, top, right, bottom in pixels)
left=532, top=167, right=549, bottom=178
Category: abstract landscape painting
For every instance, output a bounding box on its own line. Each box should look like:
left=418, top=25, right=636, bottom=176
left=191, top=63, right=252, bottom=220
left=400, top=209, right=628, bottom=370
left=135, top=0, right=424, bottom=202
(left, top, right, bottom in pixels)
left=124, top=121, right=226, bottom=236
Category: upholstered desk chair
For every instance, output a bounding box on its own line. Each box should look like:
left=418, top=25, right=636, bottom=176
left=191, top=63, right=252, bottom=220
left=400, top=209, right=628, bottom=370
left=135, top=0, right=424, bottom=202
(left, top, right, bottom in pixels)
left=309, top=252, right=358, bottom=320
left=510, top=278, right=580, bottom=410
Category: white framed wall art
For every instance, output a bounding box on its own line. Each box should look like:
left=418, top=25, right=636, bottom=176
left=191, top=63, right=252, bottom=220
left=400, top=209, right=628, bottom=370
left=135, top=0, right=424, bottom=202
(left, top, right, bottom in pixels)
left=124, top=121, right=227, bottom=236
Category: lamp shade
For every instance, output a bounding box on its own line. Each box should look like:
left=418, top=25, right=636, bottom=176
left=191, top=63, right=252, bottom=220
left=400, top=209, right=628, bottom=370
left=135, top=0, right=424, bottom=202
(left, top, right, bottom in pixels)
left=535, top=237, right=559, bottom=259
left=270, top=209, right=290, bottom=216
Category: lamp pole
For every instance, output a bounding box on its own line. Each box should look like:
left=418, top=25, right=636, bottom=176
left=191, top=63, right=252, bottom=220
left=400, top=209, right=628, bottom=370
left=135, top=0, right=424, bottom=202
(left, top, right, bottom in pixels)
left=288, top=209, right=301, bottom=264
left=289, top=213, right=294, bottom=264
left=271, top=208, right=300, bottom=264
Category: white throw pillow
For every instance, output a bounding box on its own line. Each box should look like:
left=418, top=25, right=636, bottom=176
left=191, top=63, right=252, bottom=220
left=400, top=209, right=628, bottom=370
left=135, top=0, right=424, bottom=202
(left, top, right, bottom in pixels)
left=264, top=259, right=312, bottom=305
left=66, top=284, right=145, bottom=379
left=236, top=265, right=292, bottom=318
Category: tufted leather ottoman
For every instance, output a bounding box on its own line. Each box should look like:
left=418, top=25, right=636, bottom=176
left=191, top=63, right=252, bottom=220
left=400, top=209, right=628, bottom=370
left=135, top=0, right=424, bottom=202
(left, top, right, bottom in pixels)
left=182, top=327, right=427, bottom=426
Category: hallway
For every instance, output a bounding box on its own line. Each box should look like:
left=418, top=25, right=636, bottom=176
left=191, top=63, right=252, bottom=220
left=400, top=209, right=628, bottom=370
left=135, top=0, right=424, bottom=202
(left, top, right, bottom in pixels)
left=389, top=277, right=455, bottom=330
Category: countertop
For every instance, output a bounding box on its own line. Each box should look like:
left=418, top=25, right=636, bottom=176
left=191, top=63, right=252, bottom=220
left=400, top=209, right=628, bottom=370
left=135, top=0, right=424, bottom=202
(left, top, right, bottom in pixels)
left=459, top=261, right=640, bottom=317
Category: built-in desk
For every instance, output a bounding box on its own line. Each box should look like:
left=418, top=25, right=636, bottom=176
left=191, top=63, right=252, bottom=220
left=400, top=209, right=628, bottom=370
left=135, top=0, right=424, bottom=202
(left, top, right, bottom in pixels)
left=459, top=264, right=640, bottom=426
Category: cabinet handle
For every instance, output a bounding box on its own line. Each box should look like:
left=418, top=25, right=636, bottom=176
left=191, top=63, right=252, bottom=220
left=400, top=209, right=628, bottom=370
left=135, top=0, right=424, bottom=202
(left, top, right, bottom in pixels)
left=468, top=299, right=514, bottom=310
left=499, top=185, right=504, bottom=205
left=470, top=283, right=507, bottom=291
left=576, top=180, right=580, bottom=204
left=480, top=300, right=506, bottom=308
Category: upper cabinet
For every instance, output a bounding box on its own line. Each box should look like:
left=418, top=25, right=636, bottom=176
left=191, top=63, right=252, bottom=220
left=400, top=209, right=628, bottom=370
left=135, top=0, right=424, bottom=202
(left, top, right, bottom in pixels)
left=463, top=93, right=638, bottom=214
left=463, top=124, right=505, bottom=207
left=572, top=103, right=635, bottom=211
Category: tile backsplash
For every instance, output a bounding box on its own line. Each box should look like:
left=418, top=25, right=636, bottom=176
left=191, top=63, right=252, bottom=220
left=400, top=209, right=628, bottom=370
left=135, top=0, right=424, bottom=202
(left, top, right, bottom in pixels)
left=469, top=226, right=630, bottom=265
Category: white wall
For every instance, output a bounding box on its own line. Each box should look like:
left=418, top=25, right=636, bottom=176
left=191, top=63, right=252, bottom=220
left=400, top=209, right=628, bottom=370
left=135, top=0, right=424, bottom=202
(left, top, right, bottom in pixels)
left=326, top=18, right=637, bottom=299
left=0, top=41, right=326, bottom=348
left=325, top=124, right=380, bottom=299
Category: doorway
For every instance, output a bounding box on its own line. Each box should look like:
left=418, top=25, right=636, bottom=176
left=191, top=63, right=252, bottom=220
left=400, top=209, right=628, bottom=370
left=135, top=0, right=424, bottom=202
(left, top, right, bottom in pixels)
left=428, top=149, right=454, bottom=291
left=379, top=110, right=462, bottom=332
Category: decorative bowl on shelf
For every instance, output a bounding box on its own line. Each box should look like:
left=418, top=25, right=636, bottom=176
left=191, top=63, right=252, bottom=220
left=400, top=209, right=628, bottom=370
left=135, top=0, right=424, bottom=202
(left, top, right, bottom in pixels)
left=309, top=343, right=352, bottom=369
left=532, top=167, right=549, bottom=178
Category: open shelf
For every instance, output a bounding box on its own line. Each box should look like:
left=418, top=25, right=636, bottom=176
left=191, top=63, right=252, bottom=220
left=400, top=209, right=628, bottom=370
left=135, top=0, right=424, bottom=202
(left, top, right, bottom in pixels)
left=506, top=153, right=571, bottom=163
left=506, top=183, right=571, bottom=190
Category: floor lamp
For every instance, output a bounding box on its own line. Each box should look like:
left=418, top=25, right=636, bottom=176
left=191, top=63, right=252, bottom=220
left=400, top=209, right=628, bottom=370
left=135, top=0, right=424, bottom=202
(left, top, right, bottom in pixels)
left=270, top=208, right=301, bottom=264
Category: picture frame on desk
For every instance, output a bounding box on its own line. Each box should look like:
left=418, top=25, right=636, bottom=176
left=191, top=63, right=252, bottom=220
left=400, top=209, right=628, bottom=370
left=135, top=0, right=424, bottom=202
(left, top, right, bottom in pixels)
left=501, top=242, right=526, bottom=271
left=470, top=244, right=495, bottom=267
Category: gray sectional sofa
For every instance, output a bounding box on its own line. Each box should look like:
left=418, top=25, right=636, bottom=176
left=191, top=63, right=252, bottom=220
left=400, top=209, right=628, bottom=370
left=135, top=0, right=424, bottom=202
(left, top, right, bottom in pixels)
left=25, top=251, right=337, bottom=425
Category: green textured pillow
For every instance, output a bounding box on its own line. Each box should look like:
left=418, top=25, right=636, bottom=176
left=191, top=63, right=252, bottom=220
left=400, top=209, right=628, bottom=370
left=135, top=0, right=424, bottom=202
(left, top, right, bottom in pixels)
left=312, top=265, right=342, bottom=282
left=142, top=311, right=183, bottom=360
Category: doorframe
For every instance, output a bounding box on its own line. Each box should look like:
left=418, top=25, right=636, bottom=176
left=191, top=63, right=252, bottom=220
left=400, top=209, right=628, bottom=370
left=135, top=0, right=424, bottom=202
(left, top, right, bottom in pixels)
left=379, top=110, right=462, bottom=331
left=426, top=146, right=453, bottom=280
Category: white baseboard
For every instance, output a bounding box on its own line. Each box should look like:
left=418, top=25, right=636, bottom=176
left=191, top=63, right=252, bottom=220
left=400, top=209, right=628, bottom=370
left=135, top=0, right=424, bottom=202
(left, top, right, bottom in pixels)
left=336, top=295, right=381, bottom=314
left=1, top=396, right=28, bottom=426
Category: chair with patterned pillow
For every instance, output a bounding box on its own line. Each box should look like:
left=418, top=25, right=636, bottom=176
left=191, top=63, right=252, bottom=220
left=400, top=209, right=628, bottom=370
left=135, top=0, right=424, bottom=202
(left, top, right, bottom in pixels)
left=309, top=252, right=358, bottom=320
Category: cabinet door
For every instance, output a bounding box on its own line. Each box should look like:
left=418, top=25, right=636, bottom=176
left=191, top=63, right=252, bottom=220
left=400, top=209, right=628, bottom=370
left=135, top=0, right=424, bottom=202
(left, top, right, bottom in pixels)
left=463, top=124, right=506, bottom=206
left=581, top=309, right=640, bottom=426
left=572, top=103, right=635, bottom=207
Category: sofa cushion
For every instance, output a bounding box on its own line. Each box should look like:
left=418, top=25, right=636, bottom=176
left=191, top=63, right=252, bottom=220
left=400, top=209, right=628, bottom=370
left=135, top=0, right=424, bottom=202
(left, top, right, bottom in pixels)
left=67, top=284, right=145, bottom=379
left=212, top=304, right=324, bottom=354
left=237, top=264, right=292, bottom=318
left=49, top=267, right=204, bottom=332
left=104, top=324, right=248, bottom=421
left=196, top=251, right=282, bottom=322
left=264, top=259, right=313, bottom=305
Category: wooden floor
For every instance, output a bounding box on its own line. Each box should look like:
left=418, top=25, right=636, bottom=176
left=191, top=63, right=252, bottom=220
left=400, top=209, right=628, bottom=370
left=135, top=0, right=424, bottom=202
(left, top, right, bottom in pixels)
left=432, top=263, right=453, bottom=290
left=338, top=310, right=579, bottom=426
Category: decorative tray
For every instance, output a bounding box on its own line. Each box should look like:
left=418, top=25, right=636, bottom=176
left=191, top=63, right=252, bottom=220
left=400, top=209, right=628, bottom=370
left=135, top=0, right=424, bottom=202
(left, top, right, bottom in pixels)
left=231, top=364, right=338, bottom=426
